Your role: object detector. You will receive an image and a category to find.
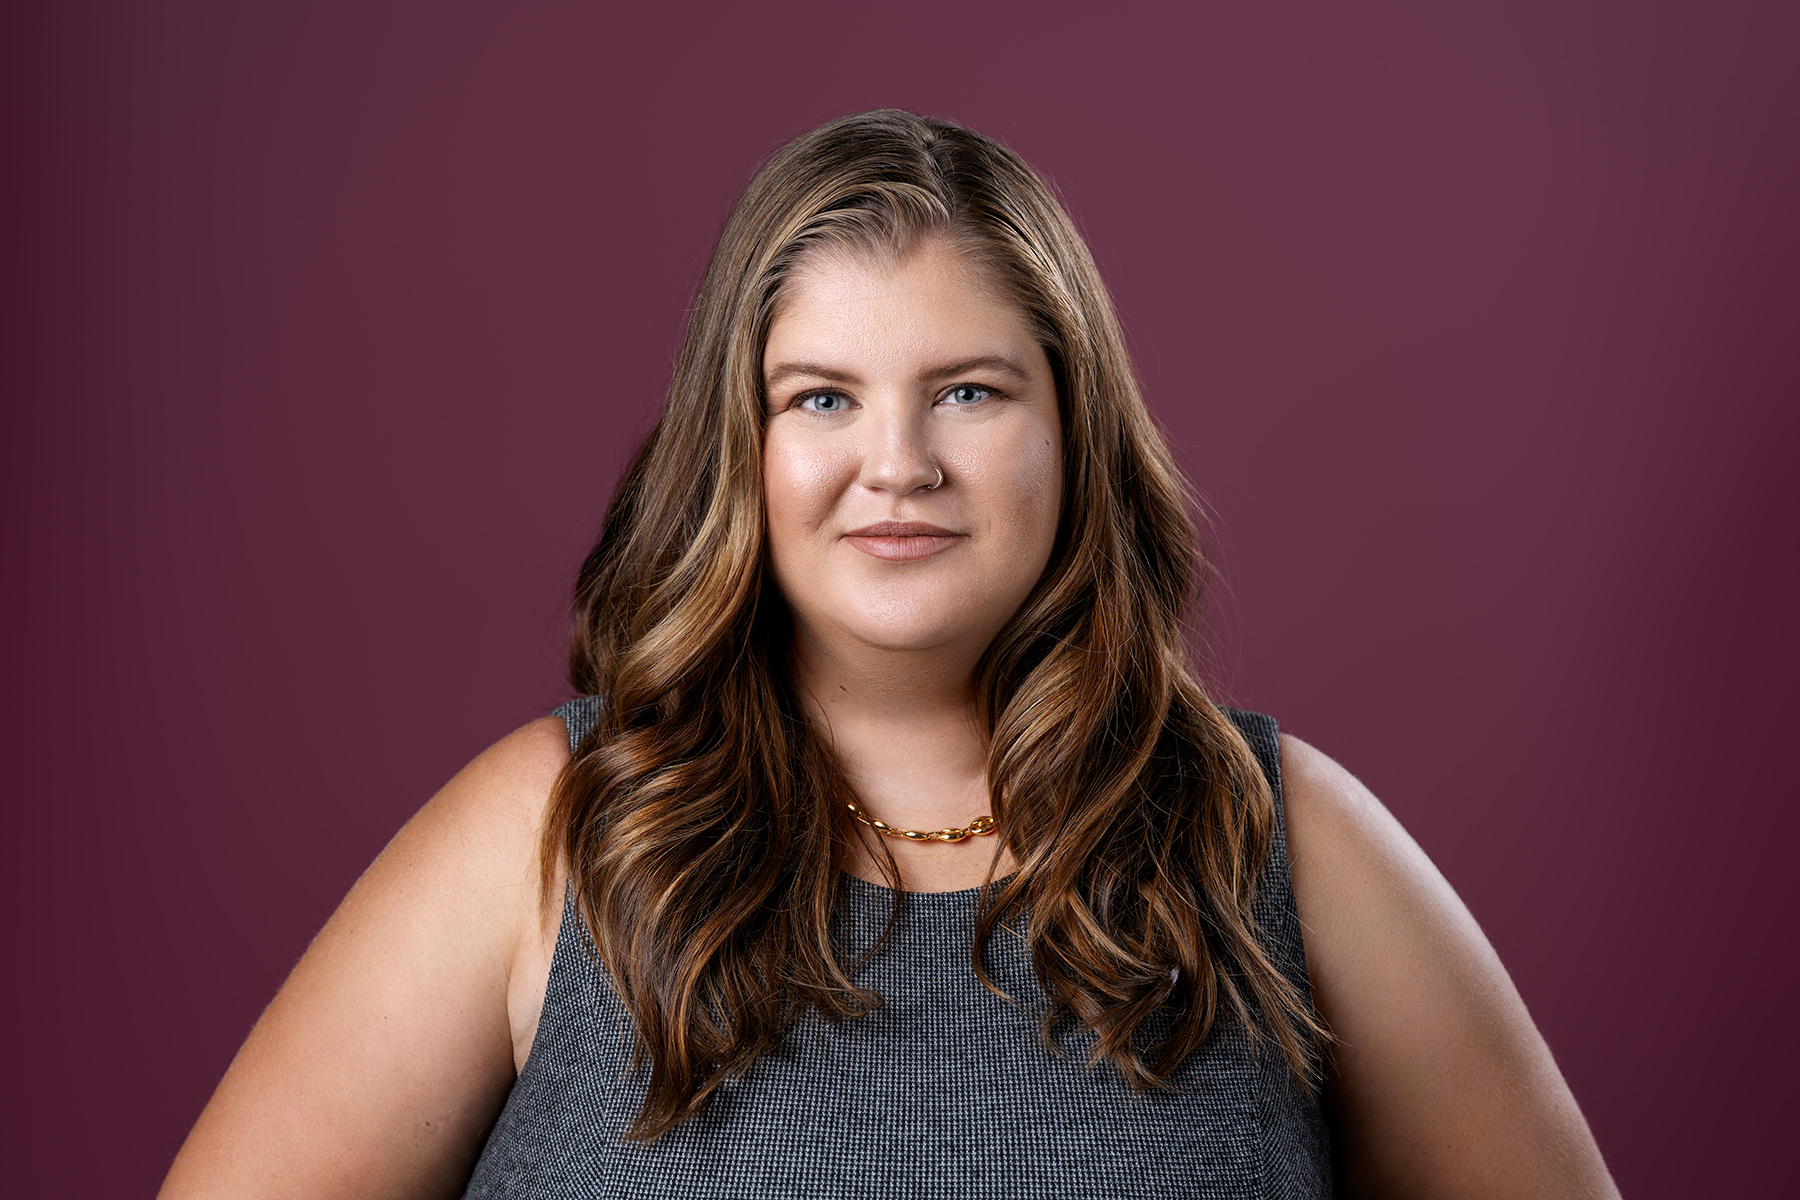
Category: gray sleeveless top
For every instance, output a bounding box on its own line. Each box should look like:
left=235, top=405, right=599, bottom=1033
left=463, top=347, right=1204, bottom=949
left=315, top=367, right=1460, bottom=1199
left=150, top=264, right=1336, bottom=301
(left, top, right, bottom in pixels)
left=467, top=698, right=1332, bottom=1198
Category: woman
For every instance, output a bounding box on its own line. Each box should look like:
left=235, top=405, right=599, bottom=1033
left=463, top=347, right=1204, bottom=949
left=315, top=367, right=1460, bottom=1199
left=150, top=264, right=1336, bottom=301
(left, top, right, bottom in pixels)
left=162, top=110, right=1618, bottom=1198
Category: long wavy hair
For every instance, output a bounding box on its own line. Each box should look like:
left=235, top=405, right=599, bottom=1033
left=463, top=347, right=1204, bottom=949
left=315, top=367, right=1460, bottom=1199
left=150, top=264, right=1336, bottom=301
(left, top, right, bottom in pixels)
left=544, top=109, right=1325, bottom=1140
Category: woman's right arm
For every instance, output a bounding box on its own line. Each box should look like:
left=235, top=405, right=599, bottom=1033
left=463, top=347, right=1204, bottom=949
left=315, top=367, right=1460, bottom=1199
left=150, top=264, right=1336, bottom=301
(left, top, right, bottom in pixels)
left=159, top=716, right=571, bottom=1200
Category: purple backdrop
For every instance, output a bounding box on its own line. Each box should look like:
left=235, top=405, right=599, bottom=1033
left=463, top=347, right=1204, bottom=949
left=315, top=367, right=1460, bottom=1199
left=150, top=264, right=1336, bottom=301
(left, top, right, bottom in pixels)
left=7, top=3, right=1796, bottom=1195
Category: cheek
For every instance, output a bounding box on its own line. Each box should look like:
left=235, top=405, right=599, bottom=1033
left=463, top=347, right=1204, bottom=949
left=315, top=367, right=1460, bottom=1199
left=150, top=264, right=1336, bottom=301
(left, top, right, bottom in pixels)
left=961, top=422, right=1062, bottom=587
left=762, top=434, right=850, bottom=545
left=1004, top=426, right=1063, bottom=554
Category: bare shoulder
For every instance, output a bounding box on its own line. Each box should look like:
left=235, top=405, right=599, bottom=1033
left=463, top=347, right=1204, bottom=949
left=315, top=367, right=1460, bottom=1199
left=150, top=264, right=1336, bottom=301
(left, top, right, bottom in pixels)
left=160, top=715, right=571, bottom=1200
left=1276, top=733, right=1619, bottom=1200
left=1277, top=734, right=1457, bottom=952
left=342, top=714, right=571, bottom=983
left=395, top=714, right=570, bottom=882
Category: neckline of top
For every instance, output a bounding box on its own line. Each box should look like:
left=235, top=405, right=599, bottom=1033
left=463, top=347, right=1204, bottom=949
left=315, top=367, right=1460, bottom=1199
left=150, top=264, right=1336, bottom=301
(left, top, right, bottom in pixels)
left=840, top=871, right=1020, bottom=905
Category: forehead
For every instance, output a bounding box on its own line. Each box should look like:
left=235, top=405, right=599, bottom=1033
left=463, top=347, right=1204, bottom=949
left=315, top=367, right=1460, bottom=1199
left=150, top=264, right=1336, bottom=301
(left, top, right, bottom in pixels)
left=764, top=239, right=1036, bottom=370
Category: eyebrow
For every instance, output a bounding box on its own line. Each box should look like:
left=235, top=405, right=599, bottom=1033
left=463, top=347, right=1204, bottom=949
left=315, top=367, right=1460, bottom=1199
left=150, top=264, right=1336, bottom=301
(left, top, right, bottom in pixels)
left=763, top=354, right=1034, bottom=389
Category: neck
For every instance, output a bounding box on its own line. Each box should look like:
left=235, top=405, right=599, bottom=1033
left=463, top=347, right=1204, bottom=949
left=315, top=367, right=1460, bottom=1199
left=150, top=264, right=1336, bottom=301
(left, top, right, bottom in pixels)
left=790, top=632, right=1016, bottom=893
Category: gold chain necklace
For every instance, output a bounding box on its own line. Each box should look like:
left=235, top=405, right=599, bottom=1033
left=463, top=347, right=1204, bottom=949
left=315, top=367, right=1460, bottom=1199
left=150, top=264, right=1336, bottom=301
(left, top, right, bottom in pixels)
left=844, top=800, right=998, bottom=843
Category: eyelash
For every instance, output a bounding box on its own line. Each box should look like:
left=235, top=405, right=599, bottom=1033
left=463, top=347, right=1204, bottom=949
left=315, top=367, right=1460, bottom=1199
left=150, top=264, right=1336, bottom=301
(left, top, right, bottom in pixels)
left=791, top=383, right=999, bottom=413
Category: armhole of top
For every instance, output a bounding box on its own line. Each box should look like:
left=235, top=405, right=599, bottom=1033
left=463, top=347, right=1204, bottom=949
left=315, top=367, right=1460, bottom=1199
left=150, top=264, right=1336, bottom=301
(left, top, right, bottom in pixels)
left=485, top=697, right=610, bottom=1110
left=543, top=697, right=602, bottom=941
left=1221, top=706, right=1285, bottom=847
left=523, top=695, right=613, bottom=1047
left=1220, top=706, right=1313, bottom=1001
left=543, top=694, right=604, bottom=955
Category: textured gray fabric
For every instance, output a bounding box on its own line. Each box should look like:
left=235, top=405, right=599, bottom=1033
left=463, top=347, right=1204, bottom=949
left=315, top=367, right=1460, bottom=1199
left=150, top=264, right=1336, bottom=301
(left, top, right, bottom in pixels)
left=466, top=696, right=1331, bottom=1198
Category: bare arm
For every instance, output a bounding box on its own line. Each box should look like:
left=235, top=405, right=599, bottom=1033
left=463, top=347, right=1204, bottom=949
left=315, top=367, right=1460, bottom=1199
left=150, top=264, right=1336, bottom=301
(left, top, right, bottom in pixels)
left=159, top=716, right=569, bottom=1200
left=1280, top=733, right=1618, bottom=1199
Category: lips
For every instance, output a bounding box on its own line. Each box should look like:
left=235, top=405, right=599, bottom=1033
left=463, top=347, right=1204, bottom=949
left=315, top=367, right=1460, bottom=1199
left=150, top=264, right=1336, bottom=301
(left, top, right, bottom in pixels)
left=845, top=521, right=955, bottom=538
left=842, top=520, right=964, bottom=561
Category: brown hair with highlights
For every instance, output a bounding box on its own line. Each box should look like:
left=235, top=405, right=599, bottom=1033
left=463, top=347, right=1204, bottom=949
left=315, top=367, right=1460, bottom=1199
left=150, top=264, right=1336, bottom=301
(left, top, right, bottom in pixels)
left=544, top=109, right=1327, bottom=1140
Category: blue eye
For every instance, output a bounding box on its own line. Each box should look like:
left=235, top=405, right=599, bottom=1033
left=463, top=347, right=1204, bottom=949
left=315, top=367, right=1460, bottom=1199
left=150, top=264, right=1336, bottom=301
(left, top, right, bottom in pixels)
left=798, top=391, right=849, bottom=413
left=943, top=385, right=993, bottom=405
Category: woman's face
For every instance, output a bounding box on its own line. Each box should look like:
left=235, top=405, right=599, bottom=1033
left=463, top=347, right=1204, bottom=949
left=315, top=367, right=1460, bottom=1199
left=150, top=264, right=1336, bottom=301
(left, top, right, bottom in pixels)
left=761, top=237, right=1063, bottom=670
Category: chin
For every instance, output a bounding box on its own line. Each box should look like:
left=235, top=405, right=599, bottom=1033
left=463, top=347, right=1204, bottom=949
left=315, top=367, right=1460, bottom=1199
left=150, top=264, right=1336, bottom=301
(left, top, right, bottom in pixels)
left=839, top=609, right=1014, bottom=661
left=790, top=578, right=1028, bottom=661
left=822, top=618, right=957, bottom=654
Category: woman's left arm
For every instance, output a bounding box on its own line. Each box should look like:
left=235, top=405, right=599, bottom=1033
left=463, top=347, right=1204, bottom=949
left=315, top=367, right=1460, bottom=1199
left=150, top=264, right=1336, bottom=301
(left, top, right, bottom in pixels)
left=1280, top=733, right=1620, bottom=1199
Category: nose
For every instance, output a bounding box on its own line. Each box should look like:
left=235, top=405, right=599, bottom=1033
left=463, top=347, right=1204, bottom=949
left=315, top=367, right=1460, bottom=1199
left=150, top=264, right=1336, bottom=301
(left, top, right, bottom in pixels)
left=859, top=404, right=940, bottom=495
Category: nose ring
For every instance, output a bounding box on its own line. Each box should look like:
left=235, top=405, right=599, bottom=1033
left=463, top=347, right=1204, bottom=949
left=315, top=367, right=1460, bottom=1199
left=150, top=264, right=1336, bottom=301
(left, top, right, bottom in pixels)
left=925, top=466, right=943, bottom=491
